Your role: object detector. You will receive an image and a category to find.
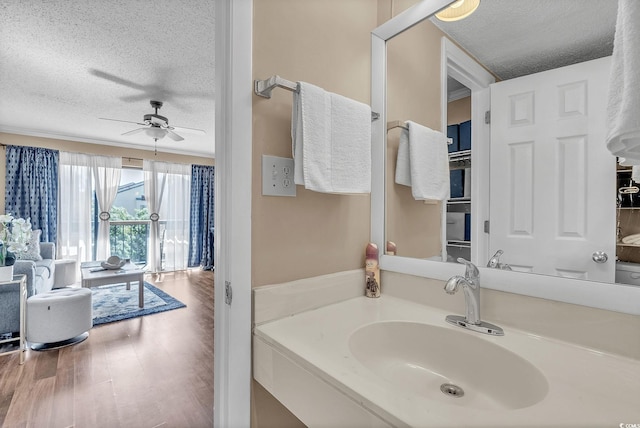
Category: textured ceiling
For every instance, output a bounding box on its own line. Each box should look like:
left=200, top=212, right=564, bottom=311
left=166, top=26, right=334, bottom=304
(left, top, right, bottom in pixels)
left=0, top=0, right=215, bottom=157
left=432, top=0, right=617, bottom=81
left=0, top=1, right=618, bottom=158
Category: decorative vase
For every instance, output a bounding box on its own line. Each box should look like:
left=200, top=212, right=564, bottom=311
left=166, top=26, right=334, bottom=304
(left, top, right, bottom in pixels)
left=0, top=265, right=14, bottom=282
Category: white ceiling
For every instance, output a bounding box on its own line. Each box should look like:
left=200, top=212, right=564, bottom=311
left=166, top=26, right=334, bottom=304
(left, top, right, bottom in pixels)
left=433, top=0, right=617, bottom=85
left=0, top=0, right=215, bottom=158
left=0, top=1, right=617, bottom=159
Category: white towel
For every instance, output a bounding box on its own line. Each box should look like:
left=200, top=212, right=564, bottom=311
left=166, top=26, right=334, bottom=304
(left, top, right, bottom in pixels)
left=606, top=0, right=640, bottom=162
left=395, top=121, right=450, bottom=201
left=292, top=82, right=371, bottom=194
left=394, top=127, right=411, bottom=186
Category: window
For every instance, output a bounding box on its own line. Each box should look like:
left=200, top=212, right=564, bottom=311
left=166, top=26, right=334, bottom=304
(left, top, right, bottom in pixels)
left=91, top=167, right=150, bottom=264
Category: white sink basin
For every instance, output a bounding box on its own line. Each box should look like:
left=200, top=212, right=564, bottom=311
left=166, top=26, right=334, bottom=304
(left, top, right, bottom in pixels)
left=349, top=321, right=548, bottom=410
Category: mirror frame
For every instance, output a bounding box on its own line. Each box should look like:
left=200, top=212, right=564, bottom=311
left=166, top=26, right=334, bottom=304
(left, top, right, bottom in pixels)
left=370, top=0, right=640, bottom=315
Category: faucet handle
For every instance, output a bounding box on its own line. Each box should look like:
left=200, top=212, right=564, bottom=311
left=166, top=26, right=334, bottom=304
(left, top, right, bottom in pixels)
left=457, top=258, right=479, bottom=279
left=487, top=250, right=504, bottom=268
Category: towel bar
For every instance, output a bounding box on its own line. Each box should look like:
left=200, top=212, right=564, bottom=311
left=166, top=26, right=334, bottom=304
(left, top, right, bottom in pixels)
left=387, top=120, right=408, bottom=132
left=388, top=120, right=454, bottom=147
left=254, top=75, right=380, bottom=121
left=254, top=75, right=298, bottom=99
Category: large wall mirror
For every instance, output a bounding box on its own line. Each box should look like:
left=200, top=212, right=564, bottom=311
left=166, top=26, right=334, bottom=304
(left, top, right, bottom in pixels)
left=371, top=0, right=640, bottom=315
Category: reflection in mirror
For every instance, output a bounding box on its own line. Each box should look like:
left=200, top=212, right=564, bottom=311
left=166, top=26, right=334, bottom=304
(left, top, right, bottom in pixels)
left=444, top=78, right=471, bottom=262
left=488, top=57, right=615, bottom=282
left=372, top=0, right=640, bottom=315
left=384, top=3, right=492, bottom=266
left=382, top=0, right=633, bottom=285
left=385, top=15, right=444, bottom=260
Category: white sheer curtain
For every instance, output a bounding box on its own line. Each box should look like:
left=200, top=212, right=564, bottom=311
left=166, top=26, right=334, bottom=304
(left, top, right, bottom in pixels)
left=144, top=160, right=191, bottom=272
left=91, top=156, right=122, bottom=261
left=58, top=152, right=93, bottom=280
left=144, top=160, right=166, bottom=272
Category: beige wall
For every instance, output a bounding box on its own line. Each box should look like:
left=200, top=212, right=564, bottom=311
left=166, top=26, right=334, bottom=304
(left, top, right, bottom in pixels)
left=448, top=96, right=471, bottom=125
left=251, top=382, right=303, bottom=428
left=0, top=132, right=213, bottom=212
left=252, top=0, right=377, bottom=287
left=251, top=0, right=379, bottom=425
left=385, top=2, right=449, bottom=259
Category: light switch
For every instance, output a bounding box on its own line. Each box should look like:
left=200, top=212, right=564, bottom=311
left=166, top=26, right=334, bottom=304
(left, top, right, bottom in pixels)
left=262, top=155, right=296, bottom=197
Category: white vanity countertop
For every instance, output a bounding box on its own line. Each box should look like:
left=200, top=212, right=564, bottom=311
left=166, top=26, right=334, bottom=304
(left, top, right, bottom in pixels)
left=254, top=295, right=640, bottom=427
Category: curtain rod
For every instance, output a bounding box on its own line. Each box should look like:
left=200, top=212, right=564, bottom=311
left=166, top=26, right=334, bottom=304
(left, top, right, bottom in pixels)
left=0, top=143, right=143, bottom=160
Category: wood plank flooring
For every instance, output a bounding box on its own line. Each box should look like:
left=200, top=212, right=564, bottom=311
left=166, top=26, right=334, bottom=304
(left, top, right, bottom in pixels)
left=0, top=269, right=214, bottom=428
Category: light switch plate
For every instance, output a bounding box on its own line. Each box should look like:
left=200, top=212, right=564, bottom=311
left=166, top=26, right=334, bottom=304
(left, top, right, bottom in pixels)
left=262, top=155, right=296, bottom=197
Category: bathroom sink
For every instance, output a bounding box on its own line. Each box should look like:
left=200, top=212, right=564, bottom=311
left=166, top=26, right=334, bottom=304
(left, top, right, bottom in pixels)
left=349, top=321, right=548, bottom=410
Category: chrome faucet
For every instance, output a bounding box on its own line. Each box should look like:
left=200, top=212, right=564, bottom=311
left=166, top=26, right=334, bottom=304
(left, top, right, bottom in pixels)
left=445, top=258, right=481, bottom=324
left=487, top=250, right=512, bottom=270
left=444, top=258, right=504, bottom=336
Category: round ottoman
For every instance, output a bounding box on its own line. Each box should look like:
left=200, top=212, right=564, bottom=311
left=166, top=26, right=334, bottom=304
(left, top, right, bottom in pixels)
left=27, top=287, right=92, bottom=350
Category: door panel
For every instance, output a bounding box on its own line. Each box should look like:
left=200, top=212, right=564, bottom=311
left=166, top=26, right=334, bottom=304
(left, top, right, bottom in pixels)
left=490, top=57, right=615, bottom=282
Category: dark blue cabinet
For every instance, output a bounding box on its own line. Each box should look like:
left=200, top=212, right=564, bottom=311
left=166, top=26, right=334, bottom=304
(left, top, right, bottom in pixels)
left=459, top=120, right=471, bottom=150
left=464, top=213, right=471, bottom=241
left=450, top=169, right=465, bottom=198
left=447, top=120, right=472, bottom=261
left=447, top=124, right=459, bottom=153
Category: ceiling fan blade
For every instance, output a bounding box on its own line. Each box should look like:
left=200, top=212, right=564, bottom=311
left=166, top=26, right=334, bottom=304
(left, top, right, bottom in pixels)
left=170, top=125, right=206, bottom=135
left=100, top=117, right=146, bottom=126
left=121, top=127, right=148, bottom=136
left=90, top=69, right=148, bottom=91
left=120, top=93, right=158, bottom=103
left=166, top=130, right=185, bottom=142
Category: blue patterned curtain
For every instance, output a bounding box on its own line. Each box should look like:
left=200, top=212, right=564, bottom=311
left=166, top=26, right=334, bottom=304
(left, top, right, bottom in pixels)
left=5, top=146, right=59, bottom=243
left=188, top=165, right=214, bottom=269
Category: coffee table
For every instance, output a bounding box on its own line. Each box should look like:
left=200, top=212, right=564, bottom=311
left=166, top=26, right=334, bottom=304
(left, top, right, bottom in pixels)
left=80, top=262, right=146, bottom=308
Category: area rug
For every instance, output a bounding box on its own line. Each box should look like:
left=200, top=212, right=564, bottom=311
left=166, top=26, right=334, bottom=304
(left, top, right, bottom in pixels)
left=92, top=282, right=186, bottom=326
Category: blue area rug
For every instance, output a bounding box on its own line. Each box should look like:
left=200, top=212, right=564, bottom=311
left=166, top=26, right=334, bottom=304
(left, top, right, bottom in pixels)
left=92, top=281, right=186, bottom=326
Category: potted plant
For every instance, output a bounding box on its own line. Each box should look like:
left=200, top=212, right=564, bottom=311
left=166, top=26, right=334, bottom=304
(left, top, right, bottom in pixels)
left=0, top=214, right=32, bottom=281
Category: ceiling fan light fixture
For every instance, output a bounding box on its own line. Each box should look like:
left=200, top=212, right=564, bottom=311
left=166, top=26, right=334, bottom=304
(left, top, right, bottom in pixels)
left=435, top=0, right=480, bottom=22
left=101, top=100, right=203, bottom=145
left=145, top=126, right=167, bottom=140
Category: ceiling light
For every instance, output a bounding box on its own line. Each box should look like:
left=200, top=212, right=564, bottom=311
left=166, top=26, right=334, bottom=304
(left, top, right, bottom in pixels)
left=435, top=0, right=480, bottom=22
left=145, top=127, right=167, bottom=140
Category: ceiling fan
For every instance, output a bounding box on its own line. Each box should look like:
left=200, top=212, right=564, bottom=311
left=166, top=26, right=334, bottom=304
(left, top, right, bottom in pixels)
left=99, top=100, right=206, bottom=142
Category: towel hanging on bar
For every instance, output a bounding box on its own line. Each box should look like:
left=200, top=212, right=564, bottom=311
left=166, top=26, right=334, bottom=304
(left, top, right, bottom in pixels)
left=395, top=121, right=450, bottom=201
left=606, top=0, right=640, bottom=162
left=292, top=81, right=372, bottom=194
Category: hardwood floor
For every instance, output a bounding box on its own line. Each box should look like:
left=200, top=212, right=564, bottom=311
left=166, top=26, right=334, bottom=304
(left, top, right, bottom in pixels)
left=0, top=269, right=214, bottom=428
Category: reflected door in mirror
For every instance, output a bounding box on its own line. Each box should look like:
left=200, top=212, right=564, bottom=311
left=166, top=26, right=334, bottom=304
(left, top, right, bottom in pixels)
left=489, top=57, right=615, bottom=282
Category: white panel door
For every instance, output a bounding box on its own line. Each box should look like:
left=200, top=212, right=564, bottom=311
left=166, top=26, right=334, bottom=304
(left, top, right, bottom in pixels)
left=490, top=57, right=615, bottom=282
